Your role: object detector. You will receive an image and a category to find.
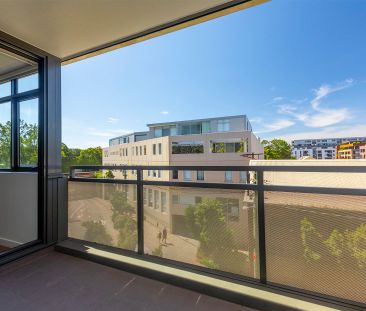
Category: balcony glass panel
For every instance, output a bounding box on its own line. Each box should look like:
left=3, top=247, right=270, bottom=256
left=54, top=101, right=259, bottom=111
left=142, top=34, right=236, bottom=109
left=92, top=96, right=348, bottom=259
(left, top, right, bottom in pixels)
left=144, top=186, right=259, bottom=278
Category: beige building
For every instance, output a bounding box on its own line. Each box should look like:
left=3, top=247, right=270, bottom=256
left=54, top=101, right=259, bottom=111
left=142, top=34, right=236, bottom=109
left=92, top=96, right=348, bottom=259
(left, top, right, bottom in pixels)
left=99, top=116, right=263, bottom=275
left=103, top=115, right=263, bottom=183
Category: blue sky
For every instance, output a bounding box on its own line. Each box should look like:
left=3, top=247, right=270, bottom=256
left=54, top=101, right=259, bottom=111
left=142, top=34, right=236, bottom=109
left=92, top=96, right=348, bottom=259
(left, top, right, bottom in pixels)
left=62, top=0, right=366, bottom=148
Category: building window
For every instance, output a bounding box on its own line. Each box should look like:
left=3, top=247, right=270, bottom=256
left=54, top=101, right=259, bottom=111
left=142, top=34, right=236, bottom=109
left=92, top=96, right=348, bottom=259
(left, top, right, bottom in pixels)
left=153, top=170, right=157, bottom=177
left=158, top=143, right=162, bottom=155
left=144, top=145, right=146, bottom=155
left=184, top=170, right=192, bottom=181
left=125, top=148, right=128, bottom=156
left=181, top=123, right=201, bottom=135
left=153, top=144, right=156, bottom=155
left=158, top=170, right=161, bottom=178
left=240, top=171, right=248, bottom=183
left=172, top=194, right=179, bottom=204
left=136, top=146, right=138, bottom=155
left=172, top=170, right=178, bottom=179
left=161, top=192, right=167, bottom=213
left=140, top=146, right=142, bottom=155
left=132, top=147, right=134, bottom=156
left=218, top=119, right=230, bottom=132
left=225, top=171, right=233, bottom=182
left=148, top=189, right=153, bottom=207
left=154, top=190, right=159, bottom=209
left=143, top=188, right=147, bottom=206
left=172, top=141, right=204, bottom=154
left=154, top=128, right=162, bottom=137
left=197, top=170, right=204, bottom=181
left=212, top=141, right=245, bottom=153
left=202, top=121, right=211, bottom=133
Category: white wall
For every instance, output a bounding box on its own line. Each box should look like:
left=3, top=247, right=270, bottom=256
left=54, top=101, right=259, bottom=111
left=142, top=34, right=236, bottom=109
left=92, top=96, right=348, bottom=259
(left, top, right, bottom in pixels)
left=0, top=172, right=38, bottom=247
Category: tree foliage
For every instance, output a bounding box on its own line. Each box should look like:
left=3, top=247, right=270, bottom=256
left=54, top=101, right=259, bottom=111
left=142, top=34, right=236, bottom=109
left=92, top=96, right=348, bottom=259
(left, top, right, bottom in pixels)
left=261, top=139, right=294, bottom=160
left=61, top=143, right=102, bottom=173
left=301, top=217, right=366, bottom=268
left=82, top=220, right=113, bottom=246
left=0, top=121, right=11, bottom=168
left=185, top=198, right=247, bottom=274
left=110, top=190, right=137, bottom=250
left=0, top=120, right=38, bottom=167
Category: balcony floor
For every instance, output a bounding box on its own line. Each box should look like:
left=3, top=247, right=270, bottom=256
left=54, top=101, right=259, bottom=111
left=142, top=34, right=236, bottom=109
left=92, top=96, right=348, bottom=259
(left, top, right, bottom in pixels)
left=0, top=247, right=257, bottom=311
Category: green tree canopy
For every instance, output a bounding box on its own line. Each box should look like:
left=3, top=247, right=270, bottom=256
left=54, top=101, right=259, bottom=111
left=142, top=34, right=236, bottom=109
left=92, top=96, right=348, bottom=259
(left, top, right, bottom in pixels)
left=61, top=143, right=102, bottom=173
left=261, top=139, right=294, bottom=160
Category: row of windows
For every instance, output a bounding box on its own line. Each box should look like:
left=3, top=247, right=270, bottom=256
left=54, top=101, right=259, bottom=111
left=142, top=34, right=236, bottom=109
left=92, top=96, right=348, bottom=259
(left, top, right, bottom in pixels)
left=144, top=188, right=168, bottom=213
left=107, top=143, right=163, bottom=158
left=171, top=170, right=248, bottom=182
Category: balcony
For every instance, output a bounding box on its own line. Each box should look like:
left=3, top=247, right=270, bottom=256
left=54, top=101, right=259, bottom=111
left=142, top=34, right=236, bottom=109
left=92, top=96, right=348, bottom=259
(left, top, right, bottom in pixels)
left=0, top=1, right=365, bottom=310
left=51, top=164, right=366, bottom=310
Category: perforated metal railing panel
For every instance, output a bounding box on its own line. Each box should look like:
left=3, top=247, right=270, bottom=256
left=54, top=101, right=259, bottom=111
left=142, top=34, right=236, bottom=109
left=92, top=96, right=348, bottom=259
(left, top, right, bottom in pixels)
left=264, top=191, right=366, bottom=304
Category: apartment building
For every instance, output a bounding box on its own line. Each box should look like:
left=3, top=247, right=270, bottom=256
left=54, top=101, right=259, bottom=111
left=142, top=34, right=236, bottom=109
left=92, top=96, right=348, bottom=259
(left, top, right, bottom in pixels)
left=101, top=116, right=262, bottom=254
left=103, top=115, right=262, bottom=182
left=291, top=137, right=366, bottom=159
left=336, top=141, right=366, bottom=159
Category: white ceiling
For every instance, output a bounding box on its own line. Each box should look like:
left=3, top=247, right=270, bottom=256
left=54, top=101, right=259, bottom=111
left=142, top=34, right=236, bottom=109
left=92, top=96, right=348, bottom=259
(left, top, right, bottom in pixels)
left=0, top=0, right=241, bottom=61
left=0, top=49, right=36, bottom=82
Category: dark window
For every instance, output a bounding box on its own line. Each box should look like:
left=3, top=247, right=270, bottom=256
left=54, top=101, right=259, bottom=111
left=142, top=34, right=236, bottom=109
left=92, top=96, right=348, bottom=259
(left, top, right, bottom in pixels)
left=153, top=144, right=156, bottom=155
left=0, top=73, right=39, bottom=170
left=197, top=170, right=204, bottom=181
left=172, top=142, right=204, bottom=154
left=158, top=143, right=162, bottom=155
left=172, top=170, right=178, bottom=179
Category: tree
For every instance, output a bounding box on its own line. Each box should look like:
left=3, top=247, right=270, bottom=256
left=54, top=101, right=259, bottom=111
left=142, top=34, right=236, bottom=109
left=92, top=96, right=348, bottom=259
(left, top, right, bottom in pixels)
left=77, top=147, right=103, bottom=165
left=19, top=120, right=38, bottom=166
left=0, top=121, right=11, bottom=168
left=261, top=139, right=294, bottom=160
left=61, top=143, right=102, bottom=173
left=110, top=190, right=137, bottom=250
left=82, top=220, right=113, bottom=246
left=0, top=120, right=38, bottom=168
left=105, top=170, right=115, bottom=179
left=185, top=198, right=248, bottom=274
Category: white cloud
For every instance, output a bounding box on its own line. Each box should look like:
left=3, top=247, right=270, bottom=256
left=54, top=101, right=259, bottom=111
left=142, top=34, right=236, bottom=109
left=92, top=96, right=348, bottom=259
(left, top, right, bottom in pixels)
left=275, top=124, right=366, bottom=143
left=255, top=119, right=295, bottom=133
left=107, top=117, right=119, bottom=124
left=273, top=96, right=284, bottom=102
left=310, top=79, right=353, bottom=109
left=278, top=79, right=354, bottom=128
left=161, top=111, right=169, bottom=115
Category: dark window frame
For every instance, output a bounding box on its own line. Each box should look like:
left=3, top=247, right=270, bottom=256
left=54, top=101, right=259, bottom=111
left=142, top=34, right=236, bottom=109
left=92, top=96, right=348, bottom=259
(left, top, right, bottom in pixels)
left=0, top=73, right=40, bottom=172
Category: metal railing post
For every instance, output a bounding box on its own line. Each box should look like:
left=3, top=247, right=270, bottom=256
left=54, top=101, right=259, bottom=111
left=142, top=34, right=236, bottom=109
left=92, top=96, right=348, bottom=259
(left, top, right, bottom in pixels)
left=257, top=170, right=267, bottom=284
left=136, top=168, right=144, bottom=255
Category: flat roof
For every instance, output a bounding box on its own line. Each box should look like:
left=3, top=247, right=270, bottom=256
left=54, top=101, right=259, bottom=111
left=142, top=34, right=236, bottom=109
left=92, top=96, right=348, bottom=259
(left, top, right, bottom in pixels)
left=147, top=115, right=247, bottom=127
left=292, top=136, right=366, bottom=143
